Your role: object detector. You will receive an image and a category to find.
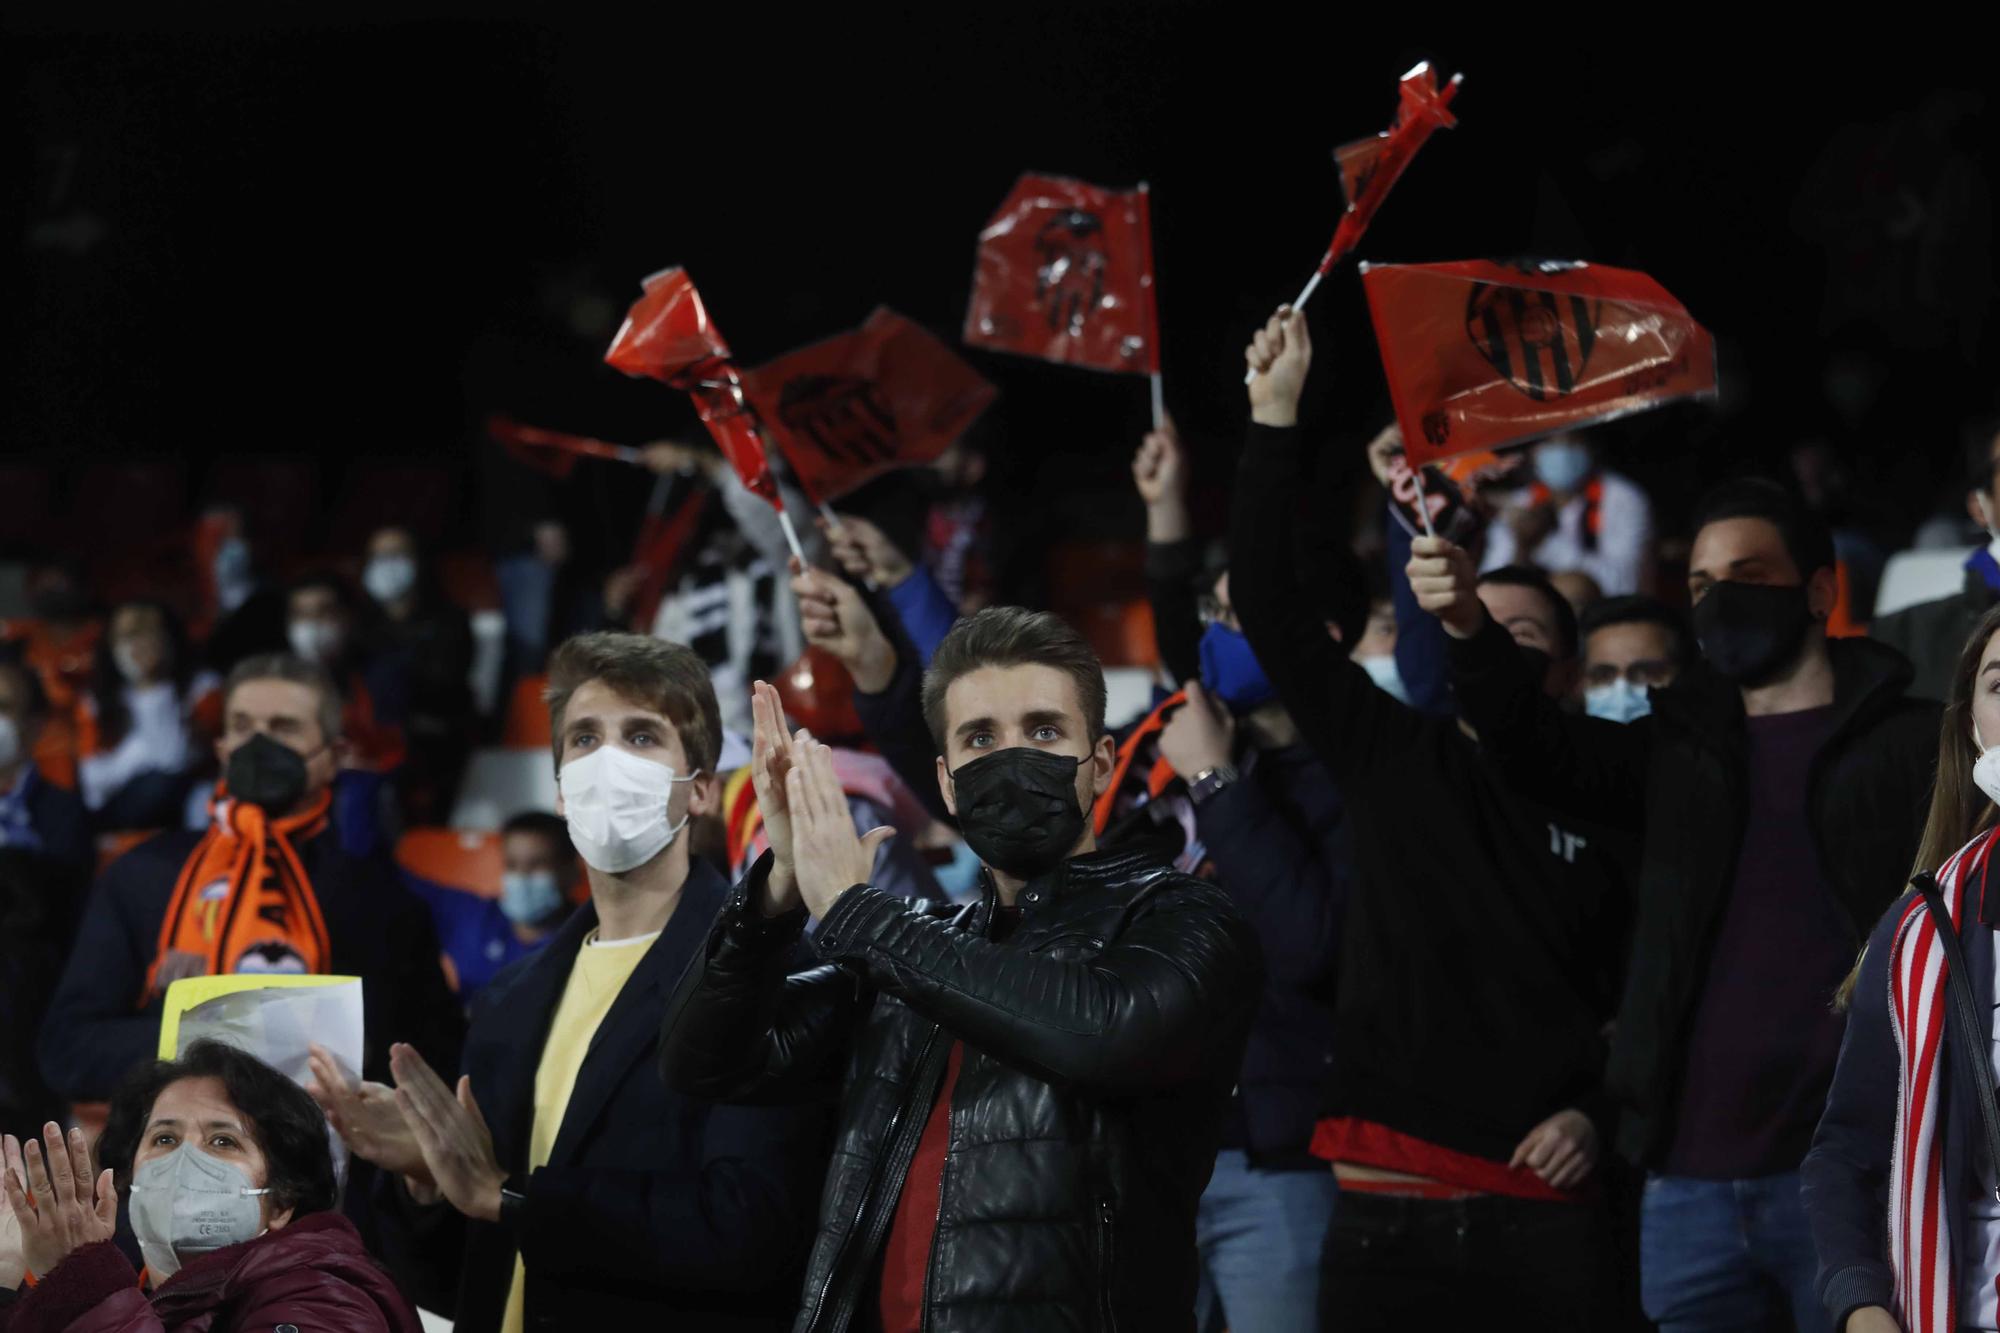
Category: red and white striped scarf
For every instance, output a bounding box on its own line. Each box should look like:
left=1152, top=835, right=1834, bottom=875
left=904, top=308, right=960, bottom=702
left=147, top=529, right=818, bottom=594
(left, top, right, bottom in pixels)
left=1888, top=827, right=2000, bottom=1333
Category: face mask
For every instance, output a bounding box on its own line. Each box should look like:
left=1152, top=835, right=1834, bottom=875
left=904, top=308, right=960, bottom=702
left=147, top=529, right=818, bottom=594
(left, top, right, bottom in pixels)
left=213, top=538, right=252, bottom=585
left=1533, top=440, right=1593, bottom=493
left=287, top=620, right=344, bottom=666
left=362, top=555, right=418, bottom=605
left=0, top=715, right=20, bottom=769
left=1357, top=654, right=1410, bottom=705
left=931, top=838, right=986, bottom=901
left=1198, top=622, right=1276, bottom=714
left=559, top=743, right=698, bottom=874
left=1974, top=723, right=2000, bottom=808
left=1691, top=581, right=1815, bottom=686
left=128, top=1143, right=273, bottom=1280
left=1586, top=678, right=1653, bottom=724
left=949, top=747, right=1089, bottom=880
left=225, top=732, right=312, bottom=814
left=500, top=870, right=565, bottom=926
left=113, top=642, right=152, bottom=684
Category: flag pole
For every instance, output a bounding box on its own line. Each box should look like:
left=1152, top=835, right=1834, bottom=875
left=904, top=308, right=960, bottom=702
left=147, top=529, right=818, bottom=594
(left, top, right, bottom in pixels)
left=776, top=508, right=808, bottom=566
left=1136, top=181, right=1165, bottom=431
left=1409, top=463, right=1438, bottom=539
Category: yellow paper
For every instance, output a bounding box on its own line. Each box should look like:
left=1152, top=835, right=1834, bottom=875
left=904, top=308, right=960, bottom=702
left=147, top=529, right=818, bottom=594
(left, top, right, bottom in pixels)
left=157, top=974, right=361, bottom=1059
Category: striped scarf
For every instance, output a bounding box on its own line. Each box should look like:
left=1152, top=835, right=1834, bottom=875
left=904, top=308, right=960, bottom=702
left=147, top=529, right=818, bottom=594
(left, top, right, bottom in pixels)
left=1888, top=826, right=2000, bottom=1333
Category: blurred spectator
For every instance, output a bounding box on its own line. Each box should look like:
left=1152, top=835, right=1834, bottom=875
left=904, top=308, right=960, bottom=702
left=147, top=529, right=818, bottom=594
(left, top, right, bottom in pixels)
left=820, top=513, right=959, bottom=666
left=0, top=846, right=70, bottom=1138
left=1873, top=421, right=2000, bottom=700
left=0, top=1040, right=422, bottom=1328
left=362, top=526, right=475, bottom=823
left=0, top=561, right=101, bottom=717
left=1579, top=596, right=1691, bottom=723
left=286, top=572, right=407, bottom=855
left=1349, top=581, right=1406, bottom=705
left=37, top=652, right=460, bottom=1103
left=0, top=658, right=91, bottom=879
left=480, top=436, right=572, bottom=686
left=408, top=811, right=580, bottom=1008
left=1482, top=434, right=1655, bottom=596
left=196, top=505, right=290, bottom=676
left=1792, top=439, right=1892, bottom=624
left=917, top=436, right=997, bottom=613
left=1549, top=570, right=1604, bottom=619
left=77, top=600, right=221, bottom=830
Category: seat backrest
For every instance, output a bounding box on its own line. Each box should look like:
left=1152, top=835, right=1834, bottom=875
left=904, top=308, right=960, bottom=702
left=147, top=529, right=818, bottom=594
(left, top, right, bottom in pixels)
left=501, top=674, right=553, bottom=749
left=395, top=827, right=504, bottom=899
left=449, top=748, right=558, bottom=832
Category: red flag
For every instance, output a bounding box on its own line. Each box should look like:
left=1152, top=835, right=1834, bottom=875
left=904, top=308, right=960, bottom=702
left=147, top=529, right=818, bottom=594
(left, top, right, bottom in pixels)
left=604, top=267, right=779, bottom=503
left=487, top=416, right=641, bottom=480
left=1314, top=63, right=1462, bottom=277
left=1363, top=259, right=1718, bottom=467
left=963, top=173, right=1158, bottom=375
left=743, top=308, right=998, bottom=504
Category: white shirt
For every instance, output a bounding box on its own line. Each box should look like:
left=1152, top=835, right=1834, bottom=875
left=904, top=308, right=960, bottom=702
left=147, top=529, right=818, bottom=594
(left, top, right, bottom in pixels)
left=1961, top=942, right=2000, bottom=1330
left=1479, top=468, right=1654, bottom=597
left=77, top=676, right=217, bottom=812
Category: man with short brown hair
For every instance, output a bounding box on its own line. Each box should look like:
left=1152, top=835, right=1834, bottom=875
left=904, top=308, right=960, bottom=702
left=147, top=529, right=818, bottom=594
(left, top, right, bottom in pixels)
left=661, top=608, right=1263, bottom=1333
left=325, top=630, right=824, bottom=1333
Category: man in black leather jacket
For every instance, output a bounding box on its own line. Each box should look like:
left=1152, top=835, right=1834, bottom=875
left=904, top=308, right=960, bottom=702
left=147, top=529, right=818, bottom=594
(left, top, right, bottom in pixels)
left=659, top=607, right=1263, bottom=1333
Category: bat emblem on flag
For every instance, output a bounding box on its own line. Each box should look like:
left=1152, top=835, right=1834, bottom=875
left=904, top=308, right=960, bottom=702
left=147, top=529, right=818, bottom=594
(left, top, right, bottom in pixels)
left=1464, top=270, right=1603, bottom=403
left=775, top=374, right=899, bottom=465
left=1033, top=209, right=1109, bottom=338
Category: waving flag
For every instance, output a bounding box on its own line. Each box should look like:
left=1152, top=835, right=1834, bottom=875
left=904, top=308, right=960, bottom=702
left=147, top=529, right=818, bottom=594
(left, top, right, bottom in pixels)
left=487, top=416, right=641, bottom=480
left=745, top=308, right=998, bottom=503
left=963, top=173, right=1159, bottom=376
left=1318, top=63, right=1461, bottom=280
left=604, top=267, right=778, bottom=503
left=1363, top=258, right=1718, bottom=467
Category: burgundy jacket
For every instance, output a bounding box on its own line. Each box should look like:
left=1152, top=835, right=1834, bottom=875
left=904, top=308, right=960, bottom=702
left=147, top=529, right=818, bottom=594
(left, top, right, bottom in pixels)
left=1, top=1213, right=421, bottom=1332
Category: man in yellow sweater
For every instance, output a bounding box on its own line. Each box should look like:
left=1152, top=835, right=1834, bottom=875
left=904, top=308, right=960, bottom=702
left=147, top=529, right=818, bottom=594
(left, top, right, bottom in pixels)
left=314, top=632, right=827, bottom=1332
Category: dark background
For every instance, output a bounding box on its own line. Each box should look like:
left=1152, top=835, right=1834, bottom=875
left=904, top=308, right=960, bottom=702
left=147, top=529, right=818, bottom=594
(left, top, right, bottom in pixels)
left=5, top=11, right=1997, bottom=589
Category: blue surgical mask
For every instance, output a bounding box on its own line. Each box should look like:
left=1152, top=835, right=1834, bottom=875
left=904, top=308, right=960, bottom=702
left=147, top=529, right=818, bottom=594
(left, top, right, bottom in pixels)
left=1533, top=441, right=1593, bottom=494
left=1357, top=654, right=1410, bottom=705
left=1585, top=678, right=1652, bottom=724
left=500, top=870, right=565, bottom=926
left=932, top=838, right=985, bottom=903
left=1198, top=622, right=1276, bottom=714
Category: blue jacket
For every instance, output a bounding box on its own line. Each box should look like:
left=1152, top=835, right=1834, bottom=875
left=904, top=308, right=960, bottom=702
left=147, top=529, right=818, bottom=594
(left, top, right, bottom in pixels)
left=1803, top=855, right=1996, bottom=1329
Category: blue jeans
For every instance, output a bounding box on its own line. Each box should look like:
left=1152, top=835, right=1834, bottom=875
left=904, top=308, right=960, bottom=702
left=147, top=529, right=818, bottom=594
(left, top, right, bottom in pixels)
left=1195, top=1151, right=1338, bottom=1333
left=1639, top=1171, right=1828, bottom=1332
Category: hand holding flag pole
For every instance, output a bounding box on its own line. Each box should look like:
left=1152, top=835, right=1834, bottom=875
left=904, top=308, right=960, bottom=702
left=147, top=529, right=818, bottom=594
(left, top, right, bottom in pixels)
left=1245, top=62, right=1462, bottom=385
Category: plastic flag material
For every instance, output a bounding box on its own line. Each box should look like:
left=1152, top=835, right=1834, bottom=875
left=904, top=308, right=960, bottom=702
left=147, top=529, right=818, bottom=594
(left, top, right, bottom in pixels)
left=605, top=267, right=778, bottom=503
left=488, top=415, right=642, bottom=480
left=744, top=308, right=998, bottom=503
left=1319, top=62, right=1462, bottom=280
left=963, top=174, right=1158, bottom=376
left=1362, top=258, right=1718, bottom=467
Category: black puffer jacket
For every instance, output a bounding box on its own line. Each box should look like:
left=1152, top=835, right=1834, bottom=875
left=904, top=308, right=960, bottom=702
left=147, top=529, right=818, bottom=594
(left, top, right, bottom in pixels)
left=659, top=849, right=1262, bottom=1333
left=1449, top=616, right=1940, bottom=1164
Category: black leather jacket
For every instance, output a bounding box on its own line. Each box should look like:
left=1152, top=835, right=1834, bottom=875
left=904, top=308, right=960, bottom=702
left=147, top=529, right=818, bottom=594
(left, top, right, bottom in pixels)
left=659, top=848, right=1262, bottom=1333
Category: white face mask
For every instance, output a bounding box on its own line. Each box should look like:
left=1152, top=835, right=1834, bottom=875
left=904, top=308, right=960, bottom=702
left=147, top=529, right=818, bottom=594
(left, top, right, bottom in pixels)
left=0, top=714, right=20, bottom=769
left=558, top=743, right=699, bottom=874
left=113, top=641, right=151, bottom=685
left=362, top=555, right=418, bottom=605
left=1357, top=654, right=1410, bottom=705
left=1975, top=722, right=2000, bottom=808
left=287, top=620, right=344, bottom=666
left=1586, top=678, right=1653, bottom=724
left=127, top=1144, right=273, bottom=1281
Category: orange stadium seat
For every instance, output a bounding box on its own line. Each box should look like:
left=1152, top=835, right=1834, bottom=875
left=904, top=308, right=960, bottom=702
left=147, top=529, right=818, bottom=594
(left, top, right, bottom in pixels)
left=501, top=674, right=552, bottom=750
left=395, top=827, right=505, bottom=899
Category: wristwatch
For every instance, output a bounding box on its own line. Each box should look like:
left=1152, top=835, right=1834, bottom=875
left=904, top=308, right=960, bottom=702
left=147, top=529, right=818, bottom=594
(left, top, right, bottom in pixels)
left=1187, top=764, right=1241, bottom=807
left=499, top=1175, right=529, bottom=1234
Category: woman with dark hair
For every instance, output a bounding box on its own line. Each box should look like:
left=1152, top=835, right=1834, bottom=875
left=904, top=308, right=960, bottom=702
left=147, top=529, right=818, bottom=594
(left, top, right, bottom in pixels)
left=0, top=1039, right=419, bottom=1331
left=1803, top=602, right=2000, bottom=1333
left=77, top=602, right=220, bottom=831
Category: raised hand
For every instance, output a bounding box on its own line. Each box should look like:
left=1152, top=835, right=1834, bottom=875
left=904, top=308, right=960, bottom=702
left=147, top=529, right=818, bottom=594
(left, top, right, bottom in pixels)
left=1405, top=535, right=1485, bottom=640
left=819, top=513, right=915, bottom=590
left=1158, top=680, right=1236, bottom=782
left=791, top=561, right=897, bottom=693
left=787, top=740, right=894, bottom=919
left=750, top=680, right=809, bottom=917
left=1131, top=413, right=1191, bottom=543
left=2, top=1125, right=116, bottom=1281
left=389, top=1045, right=506, bottom=1224
left=1364, top=422, right=1406, bottom=491
left=1245, top=304, right=1312, bottom=428
left=306, top=1044, right=431, bottom=1183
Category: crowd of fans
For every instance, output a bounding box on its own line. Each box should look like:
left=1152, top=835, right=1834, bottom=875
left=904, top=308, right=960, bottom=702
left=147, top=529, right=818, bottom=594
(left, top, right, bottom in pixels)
left=3, top=298, right=2000, bottom=1333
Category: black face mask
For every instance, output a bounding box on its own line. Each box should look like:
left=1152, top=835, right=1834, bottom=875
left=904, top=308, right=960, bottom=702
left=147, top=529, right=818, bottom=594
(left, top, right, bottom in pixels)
left=1692, top=580, right=1816, bottom=686
left=949, top=747, right=1089, bottom=880
left=225, top=733, right=311, bottom=814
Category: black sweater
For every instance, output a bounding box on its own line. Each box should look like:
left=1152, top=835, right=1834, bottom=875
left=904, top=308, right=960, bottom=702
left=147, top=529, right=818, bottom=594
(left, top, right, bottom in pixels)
left=1230, top=422, right=1630, bottom=1162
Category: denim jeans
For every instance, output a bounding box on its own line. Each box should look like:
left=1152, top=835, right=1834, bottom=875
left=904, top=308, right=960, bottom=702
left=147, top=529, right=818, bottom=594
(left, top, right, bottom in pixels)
left=1194, top=1151, right=1338, bottom=1333
left=1639, top=1171, right=1828, bottom=1332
